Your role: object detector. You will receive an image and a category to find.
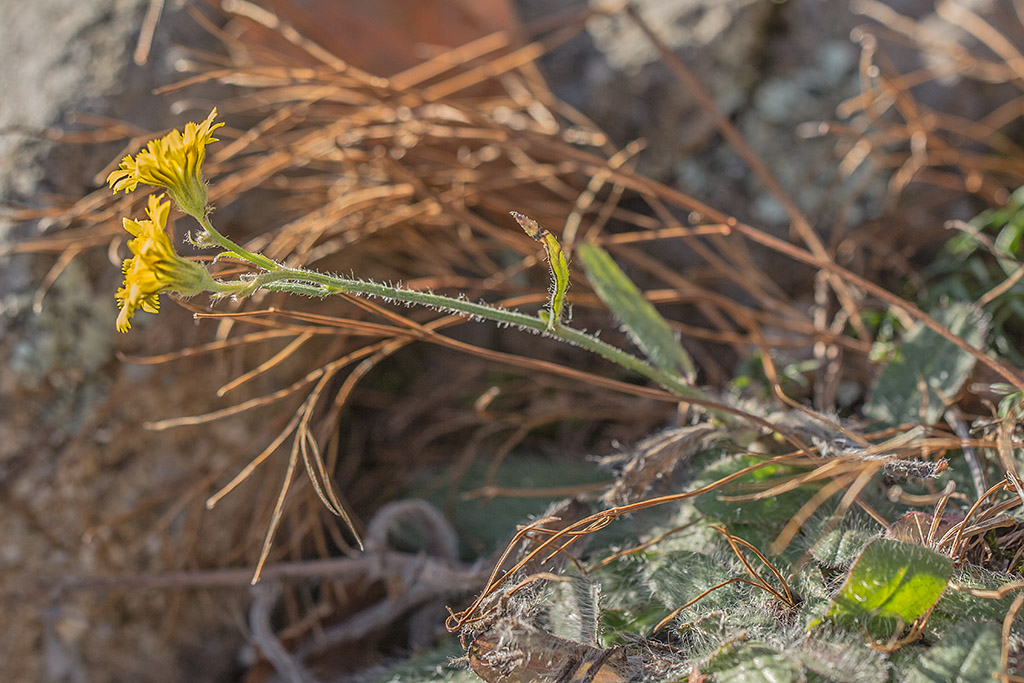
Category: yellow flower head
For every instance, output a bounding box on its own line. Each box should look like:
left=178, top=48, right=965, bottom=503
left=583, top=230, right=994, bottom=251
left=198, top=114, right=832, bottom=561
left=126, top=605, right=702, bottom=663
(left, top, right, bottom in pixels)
left=107, top=108, right=224, bottom=217
left=116, top=194, right=215, bottom=332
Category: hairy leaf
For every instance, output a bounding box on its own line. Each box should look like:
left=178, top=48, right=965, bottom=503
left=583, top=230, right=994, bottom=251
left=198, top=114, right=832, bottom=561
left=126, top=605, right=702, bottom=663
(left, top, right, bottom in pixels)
left=929, top=566, right=1022, bottom=637
left=706, top=641, right=805, bottom=683
left=646, top=550, right=744, bottom=612
left=810, top=525, right=879, bottom=568
left=693, top=454, right=812, bottom=526
left=645, top=548, right=778, bottom=653
left=820, top=539, right=952, bottom=639
left=864, top=303, right=989, bottom=427
left=577, top=242, right=696, bottom=381
left=902, top=621, right=1002, bottom=683
left=798, top=629, right=889, bottom=683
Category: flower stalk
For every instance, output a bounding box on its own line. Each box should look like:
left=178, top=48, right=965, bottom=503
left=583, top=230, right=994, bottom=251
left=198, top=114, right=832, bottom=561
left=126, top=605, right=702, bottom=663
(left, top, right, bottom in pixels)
left=108, top=110, right=715, bottom=399
left=236, top=263, right=704, bottom=400
left=104, top=107, right=728, bottom=583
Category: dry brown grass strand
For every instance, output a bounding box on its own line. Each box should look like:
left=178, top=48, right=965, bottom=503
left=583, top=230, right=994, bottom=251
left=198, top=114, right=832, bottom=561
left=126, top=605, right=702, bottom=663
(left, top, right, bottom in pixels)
left=828, top=1, right=1024, bottom=202
left=620, top=3, right=871, bottom=342
left=712, top=525, right=794, bottom=607
left=446, top=449, right=817, bottom=633
left=650, top=526, right=795, bottom=635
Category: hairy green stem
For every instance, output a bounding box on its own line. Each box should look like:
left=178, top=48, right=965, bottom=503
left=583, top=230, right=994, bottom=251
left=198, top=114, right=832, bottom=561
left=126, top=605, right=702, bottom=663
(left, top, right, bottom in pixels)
left=198, top=214, right=280, bottom=272
left=204, top=221, right=714, bottom=405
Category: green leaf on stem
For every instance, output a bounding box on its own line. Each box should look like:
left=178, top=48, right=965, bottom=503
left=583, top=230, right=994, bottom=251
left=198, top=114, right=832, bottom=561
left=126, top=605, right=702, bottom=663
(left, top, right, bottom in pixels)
left=511, top=212, right=570, bottom=331
left=705, top=641, right=804, bottom=683
left=576, top=242, right=696, bottom=381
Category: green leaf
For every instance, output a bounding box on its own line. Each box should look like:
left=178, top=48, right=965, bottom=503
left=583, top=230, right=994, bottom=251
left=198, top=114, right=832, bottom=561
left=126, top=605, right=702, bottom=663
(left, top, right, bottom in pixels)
left=692, top=454, right=813, bottom=526
left=592, top=548, right=671, bottom=646
left=706, top=641, right=806, bottom=683
left=577, top=242, right=696, bottom=381
left=511, top=212, right=570, bottom=331
left=599, top=604, right=667, bottom=646
left=793, top=565, right=833, bottom=630
left=798, top=629, right=889, bottom=683
left=404, top=453, right=610, bottom=556
left=645, top=550, right=743, bottom=612
left=929, top=566, right=1022, bottom=637
left=644, top=548, right=778, bottom=652
left=902, top=620, right=1002, bottom=683
left=820, top=539, right=952, bottom=639
left=809, top=525, right=879, bottom=568
left=863, top=303, right=989, bottom=427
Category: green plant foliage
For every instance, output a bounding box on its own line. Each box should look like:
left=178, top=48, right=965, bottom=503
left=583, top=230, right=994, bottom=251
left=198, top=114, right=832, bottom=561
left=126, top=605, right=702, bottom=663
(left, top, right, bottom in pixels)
left=729, top=350, right=819, bottom=401
left=371, top=641, right=476, bottom=683
left=928, top=567, right=1021, bottom=636
left=577, top=242, right=696, bottom=381
left=405, top=453, right=611, bottom=557
left=902, top=620, right=1002, bottom=683
left=705, top=641, right=805, bottom=682
left=809, top=525, right=880, bottom=569
left=863, top=303, right=989, bottom=427
left=692, top=454, right=813, bottom=526
left=645, top=548, right=783, bottom=662
left=991, top=383, right=1024, bottom=420
left=645, top=549, right=746, bottom=614
left=598, top=601, right=667, bottom=647
left=922, top=185, right=1024, bottom=366
left=797, top=629, right=890, bottom=683
left=592, top=549, right=681, bottom=647
left=820, top=539, right=953, bottom=639
left=793, top=564, right=834, bottom=629
left=432, top=200, right=1024, bottom=680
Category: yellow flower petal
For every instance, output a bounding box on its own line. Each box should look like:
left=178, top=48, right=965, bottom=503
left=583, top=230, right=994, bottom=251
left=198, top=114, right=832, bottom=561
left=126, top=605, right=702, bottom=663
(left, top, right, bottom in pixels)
left=107, top=108, right=224, bottom=217
left=115, top=194, right=216, bottom=332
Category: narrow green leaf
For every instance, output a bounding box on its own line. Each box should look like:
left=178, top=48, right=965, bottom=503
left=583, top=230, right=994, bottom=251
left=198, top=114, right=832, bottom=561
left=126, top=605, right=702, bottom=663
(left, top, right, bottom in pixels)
left=820, top=539, right=952, bottom=639
left=864, top=303, right=989, bottom=427
left=902, top=621, right=1002, bottom=683
left=576, top=242, right=696, bottom=381
left=511, top=212, right=570, bottom=331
